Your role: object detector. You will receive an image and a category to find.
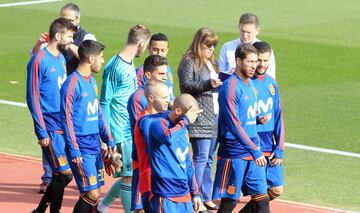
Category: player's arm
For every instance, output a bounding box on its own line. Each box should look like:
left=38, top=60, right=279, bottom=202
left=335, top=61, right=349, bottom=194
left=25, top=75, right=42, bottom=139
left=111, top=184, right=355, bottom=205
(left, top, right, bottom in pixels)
left=60, top=78, right=82, bottom=159
left=185, top=152, right=201, bottom=212
left=100, top=66, right=120, bottom=126
left=272, top=84, right=285, bottom=160
left=136, top=65, right=145, bottom=87
left=98, top=106, right=115, bottom=149
left=26, top=56, right=49, bottom=140
left=219, top=83, right=263, bottom=160
left=127, top=91, right=146, bottom=131
left=177, top=56, right=213, bottom=96
left=67, top=33, right=97, bottom=60
left=150, top=116, right=190, bottom=146
left=186, top=151, right=200, bottom=197
left=31, top=33, right=48, bottom=56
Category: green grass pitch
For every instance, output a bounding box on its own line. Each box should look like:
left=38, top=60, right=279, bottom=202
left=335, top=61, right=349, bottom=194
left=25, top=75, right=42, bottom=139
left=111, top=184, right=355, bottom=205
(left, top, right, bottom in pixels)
left=0, top=0, right=359, bottom=210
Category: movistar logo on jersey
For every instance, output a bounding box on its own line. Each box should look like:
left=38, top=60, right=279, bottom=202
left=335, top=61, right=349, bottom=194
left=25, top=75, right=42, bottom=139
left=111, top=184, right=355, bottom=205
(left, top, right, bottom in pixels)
left=247, top=102, right=258, bottom=119
left=258, top=97, right=273, bottom=114
left=87, top=99, right=99, bottom=121
left=246, top=102, right=258, bottom=125
left=57, top=74, right=67, bottom=89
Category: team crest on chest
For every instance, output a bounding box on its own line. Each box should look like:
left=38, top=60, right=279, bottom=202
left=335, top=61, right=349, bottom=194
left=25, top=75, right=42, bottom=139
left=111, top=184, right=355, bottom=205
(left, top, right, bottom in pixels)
left=253, top=87, right=258, bottom=98
left=168, top=72, right=174, bottom=84
left=94, top=85, right=98, bottom=96
left=63, top=62, right=67, bottom=73
left=185, top=132, right=190, bottom=143
left=269, top=84, right=275, bottom=96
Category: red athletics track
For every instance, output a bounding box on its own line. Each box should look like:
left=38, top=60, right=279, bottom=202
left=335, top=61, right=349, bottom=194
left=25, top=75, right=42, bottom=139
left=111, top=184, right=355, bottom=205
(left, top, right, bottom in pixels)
left=0, top=153, right=346, bottom=213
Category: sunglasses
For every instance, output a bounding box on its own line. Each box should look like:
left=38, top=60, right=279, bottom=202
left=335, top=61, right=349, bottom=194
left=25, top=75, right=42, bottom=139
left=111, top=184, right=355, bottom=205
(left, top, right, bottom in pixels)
left=204, top=43, right=217, bottom=49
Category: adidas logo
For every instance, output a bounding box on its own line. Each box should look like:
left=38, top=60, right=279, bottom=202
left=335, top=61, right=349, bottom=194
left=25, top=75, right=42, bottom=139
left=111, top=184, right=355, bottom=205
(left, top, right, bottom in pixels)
left=51, top=67, right=56, bottom=72
left=83, top=92, right=88, bottom=97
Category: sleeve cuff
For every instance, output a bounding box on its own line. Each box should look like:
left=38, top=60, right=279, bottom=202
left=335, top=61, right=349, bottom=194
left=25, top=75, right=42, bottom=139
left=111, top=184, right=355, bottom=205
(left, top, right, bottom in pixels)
left=182, top=115, right=190, bottom=125
left=36, top=130, right=49, bottom=140
left=69, top=150, right=81, bottom=159
left=273, top=150, right=284, bottom=159
left=250, top=149, right=263, bottom=160
left=107, top=140, right=115, bottom=149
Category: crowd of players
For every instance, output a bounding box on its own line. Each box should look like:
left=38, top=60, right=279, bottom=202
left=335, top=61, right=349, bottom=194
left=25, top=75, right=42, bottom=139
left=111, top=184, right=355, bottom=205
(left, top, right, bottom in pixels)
left=27, top=3, right=285, bottom=213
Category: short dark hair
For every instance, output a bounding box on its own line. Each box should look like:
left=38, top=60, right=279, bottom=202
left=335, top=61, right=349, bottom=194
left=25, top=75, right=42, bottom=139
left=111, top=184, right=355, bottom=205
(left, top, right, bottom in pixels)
left=239, top=13, right=259, bottom=27
left=78, top=40, right=105, bottom=62
left=143, top=55, right=168, bottom=74
left=60, top=3, right=80, bottom=17
left=149, top=33, right=168, bottom=46
left=253, top=41, right=271, bottom=54
left=48, top=18, right=76, bottom=40
left=127, top=24, right=151, bottom=45
left=235, top=44, right=258, bottom=60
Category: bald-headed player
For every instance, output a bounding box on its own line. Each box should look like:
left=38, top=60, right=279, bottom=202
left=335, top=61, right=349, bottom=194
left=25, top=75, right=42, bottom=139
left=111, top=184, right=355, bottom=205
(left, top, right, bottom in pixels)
left=131, top=80, right=170, bottom=212
left=146, top=94, right=202, bottom=213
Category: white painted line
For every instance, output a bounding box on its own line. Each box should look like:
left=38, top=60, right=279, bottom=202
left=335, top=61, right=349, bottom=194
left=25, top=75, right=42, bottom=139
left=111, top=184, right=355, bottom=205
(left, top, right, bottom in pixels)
left=285, top=143, right=360, bottom=158
left=276, top=198, right=358, bottom=213
left=0, top=99, right=27, bottom=107
left=0, top=0, right=62, bottom=8
left=1, top=99, right=360, bottom=159
left=0, top=152, right=41, bottom=164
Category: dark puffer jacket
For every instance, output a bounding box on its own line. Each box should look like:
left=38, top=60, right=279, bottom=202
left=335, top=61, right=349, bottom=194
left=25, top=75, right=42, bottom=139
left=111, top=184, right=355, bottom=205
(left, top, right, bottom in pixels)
left=177, top=54, right=217, bottom=138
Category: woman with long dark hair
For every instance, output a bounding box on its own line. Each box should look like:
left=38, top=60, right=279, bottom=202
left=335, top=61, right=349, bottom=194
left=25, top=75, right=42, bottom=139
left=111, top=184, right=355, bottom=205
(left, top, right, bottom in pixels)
left=177, top=27, right=222, bottom=211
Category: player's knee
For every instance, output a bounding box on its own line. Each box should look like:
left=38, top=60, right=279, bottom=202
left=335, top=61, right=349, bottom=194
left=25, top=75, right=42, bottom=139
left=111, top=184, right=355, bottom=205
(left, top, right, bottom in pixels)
left=86, top=189, right=102, bottom=202
left=271, top=186, right=283, bottom=195
left=122, top=176, right=132, bottom=184
left=58, top=172, right=73, bottom=187
left=268, top=186, right=283, bottom=200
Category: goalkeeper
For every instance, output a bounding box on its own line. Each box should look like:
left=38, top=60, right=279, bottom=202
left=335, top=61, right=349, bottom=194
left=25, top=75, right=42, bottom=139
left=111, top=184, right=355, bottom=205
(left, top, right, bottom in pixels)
left=60, top=40, right=116, bottom=213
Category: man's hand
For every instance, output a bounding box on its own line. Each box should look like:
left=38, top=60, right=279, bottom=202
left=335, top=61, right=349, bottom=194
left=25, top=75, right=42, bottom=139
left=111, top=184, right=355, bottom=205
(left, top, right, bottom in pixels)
left=185, top=107, right=203, bottom=124
left=211, top=79, right=223, bottom=88
left=255, top=155, right=267, bottom=167
left=38, top=138, right=50, bottom=147
left=192, top=197, right=202, bottom=213
left=271, top=157, right=282, bottom=166
left=257, top=114, right=271, bottom=124
left=103, top=149, right=122, bottom=176
left=32, top=33, right=48, bottom=54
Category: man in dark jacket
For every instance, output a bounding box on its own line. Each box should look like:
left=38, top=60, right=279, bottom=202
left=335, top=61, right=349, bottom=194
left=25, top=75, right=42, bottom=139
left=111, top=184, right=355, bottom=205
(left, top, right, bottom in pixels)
left=32, top=3, right=96, bottom=74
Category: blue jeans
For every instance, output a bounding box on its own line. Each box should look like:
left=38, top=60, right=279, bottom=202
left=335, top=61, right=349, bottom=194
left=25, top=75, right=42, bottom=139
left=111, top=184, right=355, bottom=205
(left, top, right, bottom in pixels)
left=190, top=137, right=217, bottom=201
left=41, top=149, right=52, bottom=183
